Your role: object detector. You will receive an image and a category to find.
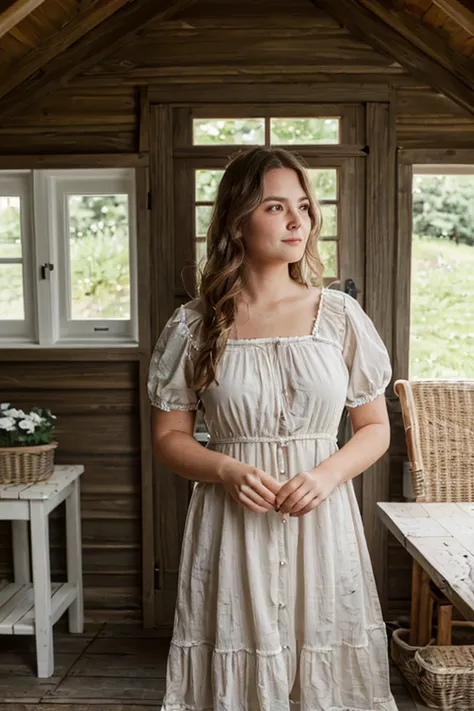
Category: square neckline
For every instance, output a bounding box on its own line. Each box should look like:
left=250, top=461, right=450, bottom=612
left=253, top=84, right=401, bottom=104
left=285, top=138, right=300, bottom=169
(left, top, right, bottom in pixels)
left=226, top=287, right=327, bottom=346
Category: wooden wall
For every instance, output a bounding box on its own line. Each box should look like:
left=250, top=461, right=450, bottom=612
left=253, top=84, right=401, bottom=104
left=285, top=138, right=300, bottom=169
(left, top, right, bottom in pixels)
left=1, top=0, right=473, bottom=626
left=0, top=360, right=142, bottom=626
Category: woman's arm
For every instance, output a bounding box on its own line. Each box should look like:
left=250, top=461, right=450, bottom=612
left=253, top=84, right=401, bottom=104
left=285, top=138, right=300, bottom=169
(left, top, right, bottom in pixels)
left=152, top=408, right=281, bottom=512
left=152, top=408, right=233, bottom=484
left=316, top=394, right=390, bottom=486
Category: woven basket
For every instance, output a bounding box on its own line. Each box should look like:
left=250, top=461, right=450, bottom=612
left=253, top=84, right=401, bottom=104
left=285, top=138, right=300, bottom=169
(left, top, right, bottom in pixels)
left=414, top=644, right=474, bottom=710
left=0, top=441, right=57, bottom=484
left=391, top=627, right=435, bottom=686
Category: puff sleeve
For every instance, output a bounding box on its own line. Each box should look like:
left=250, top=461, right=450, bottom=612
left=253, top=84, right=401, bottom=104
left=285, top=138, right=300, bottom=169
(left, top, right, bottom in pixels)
left=342, top=294, right=392, bottom=408
left=147, top=304, right=201, bottom=412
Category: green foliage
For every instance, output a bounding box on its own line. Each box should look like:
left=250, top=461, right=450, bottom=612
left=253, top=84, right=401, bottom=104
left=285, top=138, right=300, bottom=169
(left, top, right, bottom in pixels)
left=410, top=234, right=474, bottom=379
left=413, top=175, right=474, bottom=246
left=193, top=118, right=339, bottom=146
left=0, top=404, right=56, bottom=447
left=67, top=195, right=130, bottom=319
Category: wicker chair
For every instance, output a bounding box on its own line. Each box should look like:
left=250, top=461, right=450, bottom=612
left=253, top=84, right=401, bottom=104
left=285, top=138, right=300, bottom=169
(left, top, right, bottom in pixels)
left=394, top=379, right=474, bottom=648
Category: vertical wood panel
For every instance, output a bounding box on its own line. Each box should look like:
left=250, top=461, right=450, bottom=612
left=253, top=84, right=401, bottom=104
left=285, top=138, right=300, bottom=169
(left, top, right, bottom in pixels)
left=394, top=161, right=413, bottom=381
left=363, top=101, right=396, bottom=615
left=150, top=104, right=191, bottom=627
left=136, top=165, right=154, bottom=626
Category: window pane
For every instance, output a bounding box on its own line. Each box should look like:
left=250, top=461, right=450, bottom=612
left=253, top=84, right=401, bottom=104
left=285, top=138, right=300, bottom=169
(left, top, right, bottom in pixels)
left=193, top=119, right=265, bottom=145
left=196, top=205, right=214, bottom=236
left=68, top=195, right=131, bottom=320
left=320, top=204, right=337, bottom=237
left=0, top=264, right=24, bottom=319
left=0, top=196, right=22, bottom=259
left=308, top=169, right=337, bottom=201
left=319, top=240, right=337, bottom=278
left=196, top=238, right=207, bottom=269
left=271, top=118, right=339, bottom=145
left=410, top=174, right=474, bottom=378
left=410, top=235, right=474, bottom=378
left=196, top=170, right=224, bottom=202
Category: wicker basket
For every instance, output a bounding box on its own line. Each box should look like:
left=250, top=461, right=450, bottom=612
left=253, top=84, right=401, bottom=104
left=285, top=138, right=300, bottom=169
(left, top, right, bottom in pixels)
left=391, top=627, right=435, bottom=686
left=414, top=644, right=474, bottom=710
left=0, top=441, right=57, bottom=484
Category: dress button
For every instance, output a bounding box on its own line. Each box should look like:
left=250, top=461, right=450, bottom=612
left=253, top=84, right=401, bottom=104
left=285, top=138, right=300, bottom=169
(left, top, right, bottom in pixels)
left=281, top=517, right=287, bottom=524
left=283, top=644, right=289, bottom=650
left=279, top=602, right=286, bottom=609
left=279, top=560, right=286, bottom=566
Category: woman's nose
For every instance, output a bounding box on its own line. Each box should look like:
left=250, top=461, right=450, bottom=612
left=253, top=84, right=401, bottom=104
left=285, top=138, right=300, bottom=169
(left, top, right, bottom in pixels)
left=287, top=207, right=301, bottom=229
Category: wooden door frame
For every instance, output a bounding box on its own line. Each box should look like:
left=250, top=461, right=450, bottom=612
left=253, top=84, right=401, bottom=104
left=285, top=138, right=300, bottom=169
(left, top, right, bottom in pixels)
left=149, top=96, right=397, bottom=626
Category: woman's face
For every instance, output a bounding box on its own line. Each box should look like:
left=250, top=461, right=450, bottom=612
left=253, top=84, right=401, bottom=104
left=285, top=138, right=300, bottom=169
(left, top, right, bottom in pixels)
left=243, top=167, right=312, bottom=266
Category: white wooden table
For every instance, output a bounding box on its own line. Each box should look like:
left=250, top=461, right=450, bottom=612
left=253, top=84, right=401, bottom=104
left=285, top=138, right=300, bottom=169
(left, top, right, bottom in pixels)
left=377, top=502, right=474, bottom=630
left=0, top=465, right=84, bottom=678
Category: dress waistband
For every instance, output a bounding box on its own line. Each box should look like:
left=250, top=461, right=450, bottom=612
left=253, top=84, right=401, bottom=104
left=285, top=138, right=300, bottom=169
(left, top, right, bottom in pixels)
left=209, top=432, right=337, bottom=446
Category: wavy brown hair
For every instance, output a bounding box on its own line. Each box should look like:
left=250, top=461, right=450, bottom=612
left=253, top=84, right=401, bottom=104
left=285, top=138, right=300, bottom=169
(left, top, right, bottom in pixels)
left=191, top=147, right=324, bottom=392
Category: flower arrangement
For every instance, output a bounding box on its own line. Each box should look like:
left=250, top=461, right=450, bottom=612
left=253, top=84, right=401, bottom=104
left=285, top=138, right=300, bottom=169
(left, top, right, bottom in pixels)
left=0, top=403, right=57, bottom=448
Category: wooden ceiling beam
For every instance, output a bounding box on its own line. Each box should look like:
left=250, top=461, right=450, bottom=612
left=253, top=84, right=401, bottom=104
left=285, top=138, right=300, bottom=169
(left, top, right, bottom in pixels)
left=431, top=0, right=474, bottom=36
left=0, top=0, right=46, bottom=40
left=0, top=0, right=198, bottom=122
left=356, top=0, right=474, bottom=89
left=311, top=0, right=474, bottom=116
left=0, top=0, right=133, bottom=103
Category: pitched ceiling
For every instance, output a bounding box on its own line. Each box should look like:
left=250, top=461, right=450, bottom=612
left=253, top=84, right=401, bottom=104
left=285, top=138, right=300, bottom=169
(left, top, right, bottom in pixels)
left=0, top=0, right=473, bottom=121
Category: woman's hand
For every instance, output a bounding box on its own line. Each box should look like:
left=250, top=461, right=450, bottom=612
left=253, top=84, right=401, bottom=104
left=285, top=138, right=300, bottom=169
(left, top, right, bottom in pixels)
left=219, top=460, right=282, bottom=513
left=275, top=467, right=341, bottom=517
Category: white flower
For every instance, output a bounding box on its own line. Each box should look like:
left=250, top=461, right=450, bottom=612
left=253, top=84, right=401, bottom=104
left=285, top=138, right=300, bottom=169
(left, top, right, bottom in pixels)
left=0, top=416, right=16, bottom=431
left=4, top=408, right=26, bottom=419
left=18, top=419, right=36, bottom=434
left=28, top=412, right=44, bottom=424
left=0, top=403, right=10, bottom=410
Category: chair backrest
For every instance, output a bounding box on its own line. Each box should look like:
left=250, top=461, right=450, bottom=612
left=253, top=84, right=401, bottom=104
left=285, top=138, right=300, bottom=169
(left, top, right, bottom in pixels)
left=394, top=379, right=474, bottom=502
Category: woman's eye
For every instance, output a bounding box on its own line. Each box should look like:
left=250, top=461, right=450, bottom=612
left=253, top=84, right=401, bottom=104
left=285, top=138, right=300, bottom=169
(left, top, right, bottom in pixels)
left=268, top=204, right=282, bottom=212
left=300, top=204, right=310, bottom=211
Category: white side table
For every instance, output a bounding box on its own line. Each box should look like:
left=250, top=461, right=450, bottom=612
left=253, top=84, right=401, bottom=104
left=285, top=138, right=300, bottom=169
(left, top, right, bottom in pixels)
left=0, top=464, right=84, bottom=678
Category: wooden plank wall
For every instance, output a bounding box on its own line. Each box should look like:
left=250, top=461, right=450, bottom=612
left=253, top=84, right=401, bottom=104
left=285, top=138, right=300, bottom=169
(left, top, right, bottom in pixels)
left=0, top=87, right=138, bottom=154
left=0, top=0, right=473, bottom=625
left=0, top=361, right=142, bottom=625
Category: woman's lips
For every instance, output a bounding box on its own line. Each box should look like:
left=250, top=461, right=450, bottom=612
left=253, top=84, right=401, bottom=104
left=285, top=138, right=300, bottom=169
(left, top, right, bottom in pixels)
left=282, top=238, right=302, bottom=245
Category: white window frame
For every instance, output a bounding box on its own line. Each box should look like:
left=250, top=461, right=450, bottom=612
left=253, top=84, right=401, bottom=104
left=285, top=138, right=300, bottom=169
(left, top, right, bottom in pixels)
left=0, top=168, right=138, bottom=348
left=0, top=171, right=36, bottom=343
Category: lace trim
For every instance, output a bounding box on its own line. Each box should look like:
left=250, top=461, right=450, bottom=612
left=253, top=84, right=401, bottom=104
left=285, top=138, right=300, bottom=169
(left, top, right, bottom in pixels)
left=346, top=387, right=386, bottom=409
left=170, top=636, right=387, bottom=655
left=151, top=395, right=198, bottom=412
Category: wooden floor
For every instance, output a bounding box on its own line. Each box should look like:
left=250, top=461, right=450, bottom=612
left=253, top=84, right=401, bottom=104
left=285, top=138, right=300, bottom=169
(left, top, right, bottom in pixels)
left=0, top=625, right=429, bottom=710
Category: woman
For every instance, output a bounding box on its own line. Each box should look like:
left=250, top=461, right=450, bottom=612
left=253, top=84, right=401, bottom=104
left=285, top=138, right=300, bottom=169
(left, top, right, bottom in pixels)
left=148, top=147, right=398, bottom=711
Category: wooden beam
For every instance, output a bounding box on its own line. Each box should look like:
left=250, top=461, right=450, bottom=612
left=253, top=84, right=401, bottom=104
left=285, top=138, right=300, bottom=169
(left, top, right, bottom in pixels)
left=311, top=0, right=474, bottom=116
left=0, top=0, right=198, bottom=122
left=432, top=0, right=474, bottom=36
left=362, top=102, right=397, bottom=615
left=0, top=0, right=132, bottom=102
left=356, top=0, right=474, bottom=93
left=0, top=0, right=46, bottom=40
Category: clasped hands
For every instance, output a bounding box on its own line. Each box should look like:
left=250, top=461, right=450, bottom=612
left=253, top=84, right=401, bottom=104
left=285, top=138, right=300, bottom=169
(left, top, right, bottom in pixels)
left=220, top=460, right=341, bottom=516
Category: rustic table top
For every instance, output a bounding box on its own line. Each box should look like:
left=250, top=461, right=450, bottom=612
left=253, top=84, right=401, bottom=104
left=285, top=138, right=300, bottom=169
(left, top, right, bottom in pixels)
left=377, top=501, right=474, bottom=621
left=0, top=465, right=83, bottom=501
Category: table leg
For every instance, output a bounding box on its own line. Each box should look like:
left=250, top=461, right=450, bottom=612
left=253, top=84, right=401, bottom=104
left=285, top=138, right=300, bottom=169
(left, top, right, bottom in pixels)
left=30, top=501, right=53, bottom=678
left=66, top=478, right=84, bottom=634
left=409, top=560, right=422, bottom=645
left=417, top=570, right=433, bottom=646
left=12, top=520, right=30, bottom=583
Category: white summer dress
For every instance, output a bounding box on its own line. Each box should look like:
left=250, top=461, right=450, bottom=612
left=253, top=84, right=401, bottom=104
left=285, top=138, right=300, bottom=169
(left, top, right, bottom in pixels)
left=147, top=287, right=398, bottom=711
